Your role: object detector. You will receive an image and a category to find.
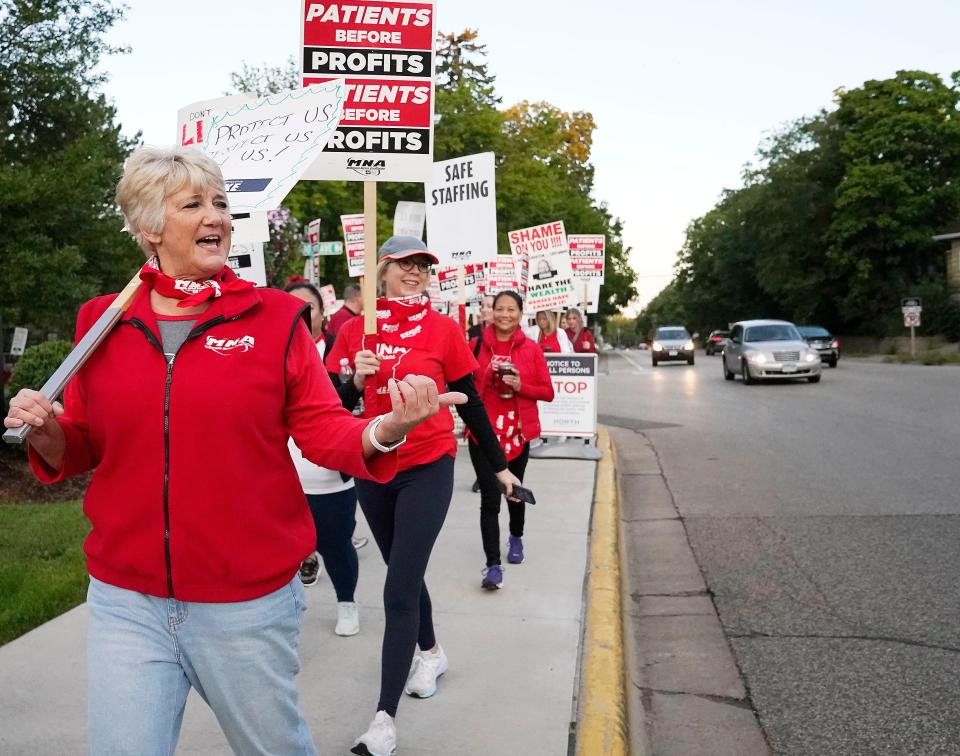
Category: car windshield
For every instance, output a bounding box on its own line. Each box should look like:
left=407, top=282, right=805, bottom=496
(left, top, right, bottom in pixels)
left=797, top=326, right=830, bottom=338
left=744, top=324, right=801, bottom=342
left=656, top=329, right=689, bottom=340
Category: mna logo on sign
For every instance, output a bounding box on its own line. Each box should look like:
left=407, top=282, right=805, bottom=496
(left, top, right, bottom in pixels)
left=205, top=335, right=255, bottom=356
left=347, top=158, right=386, bottom=176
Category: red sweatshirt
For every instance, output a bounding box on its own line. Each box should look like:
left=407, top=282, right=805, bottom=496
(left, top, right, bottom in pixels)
left=472, top=325, right=555, bottom=441
left=29, top=281, right=396, bottom=602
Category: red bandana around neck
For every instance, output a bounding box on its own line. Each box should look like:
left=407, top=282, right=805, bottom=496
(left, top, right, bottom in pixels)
left=375, top=294, right=433, bottom=349
left=139, top=256, right=254, bottom=308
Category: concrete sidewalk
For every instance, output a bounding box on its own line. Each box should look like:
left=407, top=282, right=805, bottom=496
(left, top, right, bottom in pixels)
left=0, top=453, right=596, bottom=755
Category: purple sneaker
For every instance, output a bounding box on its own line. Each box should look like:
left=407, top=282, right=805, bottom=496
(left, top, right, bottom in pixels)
left=507, top=536, right=524, bottom=564
left=481, top=564, right=503, bottom=590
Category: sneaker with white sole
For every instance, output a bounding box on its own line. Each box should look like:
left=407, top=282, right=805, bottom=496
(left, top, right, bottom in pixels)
left=351, top=710, right=396, bottom=756
left=298, top=553, right=321, bottom=587
left=335, top=601, right=360, bottom=636
left=481, top=564, right=503, bottom=590
left=404, top=644, right=448, bottom=698
left=352, top=535, right=369, bottom=550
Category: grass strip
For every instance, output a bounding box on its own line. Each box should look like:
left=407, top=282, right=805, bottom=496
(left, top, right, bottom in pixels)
left=0, top=500, right=89, bottom=646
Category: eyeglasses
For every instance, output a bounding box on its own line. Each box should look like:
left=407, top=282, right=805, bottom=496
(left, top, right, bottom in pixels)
left=393, top=259, right=432, bottom=273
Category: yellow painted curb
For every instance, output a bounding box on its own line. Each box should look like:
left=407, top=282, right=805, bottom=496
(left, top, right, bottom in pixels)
left=577, top=426, right=629, bottom=755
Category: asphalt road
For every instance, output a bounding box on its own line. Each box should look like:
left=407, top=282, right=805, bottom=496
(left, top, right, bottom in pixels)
left=600, top=349, right=960, bottom=755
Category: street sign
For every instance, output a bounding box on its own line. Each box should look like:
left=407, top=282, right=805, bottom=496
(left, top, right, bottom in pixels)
left=901, top=297, right=922, bottom=309
left=904, top=311, right=921, bottom=327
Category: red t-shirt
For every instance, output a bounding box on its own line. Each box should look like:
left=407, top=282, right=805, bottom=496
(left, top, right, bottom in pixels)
left=538, top=330, right=562, bottom=353
left=326, top=310, right=477, bottom=471
left=327, top=304, right=359, bottom=336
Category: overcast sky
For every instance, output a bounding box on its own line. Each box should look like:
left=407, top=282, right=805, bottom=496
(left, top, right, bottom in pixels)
left=101, top=0, right=960, bottom=310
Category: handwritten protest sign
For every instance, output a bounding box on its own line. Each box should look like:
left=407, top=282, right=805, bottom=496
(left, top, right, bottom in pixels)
left=568, top=234, right=605, bottom=281
left=341, top=213, right=365, bottom=277
left=300, top=0, right=436, bottom=182
left=425, top=152, right=497, bottom=265
left=393, top=201, right=426, bottom=239
left=177, top=94, right=257, bottom=149
left=199, top=82, right=345, bottom=212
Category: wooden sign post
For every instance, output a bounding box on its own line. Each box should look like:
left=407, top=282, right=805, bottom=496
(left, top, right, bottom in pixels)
left=363, top=181, right=378, bottom=335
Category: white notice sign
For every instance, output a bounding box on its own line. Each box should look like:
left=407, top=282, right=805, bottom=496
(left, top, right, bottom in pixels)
left=11, top=327, right=28, bottom=356
left=538, top=354, right=597, bottom=437
left=393, top=201, right=426, bottom=240
left=425, top=152, right=498, bottom=266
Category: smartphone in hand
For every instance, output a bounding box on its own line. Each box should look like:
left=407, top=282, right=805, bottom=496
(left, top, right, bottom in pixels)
left=499, top=482, right=537, bottom=505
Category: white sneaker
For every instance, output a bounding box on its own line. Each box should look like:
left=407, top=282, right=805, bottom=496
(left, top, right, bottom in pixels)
left=404, top=644, right=449, bottom=698
left=335, top=601, right=360, bottom=636
left=351, top=710, right=396, bottom=756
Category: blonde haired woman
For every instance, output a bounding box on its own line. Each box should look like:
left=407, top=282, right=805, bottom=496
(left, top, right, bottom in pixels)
left=4, top=147, right=460, bottom=755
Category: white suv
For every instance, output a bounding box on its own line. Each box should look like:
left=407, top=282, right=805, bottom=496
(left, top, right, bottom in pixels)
left=722, top=320, right=822, bottom=384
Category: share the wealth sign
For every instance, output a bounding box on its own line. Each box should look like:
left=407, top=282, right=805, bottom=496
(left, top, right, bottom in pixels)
left=300, top=0, right=436, bottom=182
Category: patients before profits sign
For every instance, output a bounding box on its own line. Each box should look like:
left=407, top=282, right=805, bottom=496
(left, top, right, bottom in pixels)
left=301, top=1, right=436, bottom=182
left=425, top=152, right=498, bottom=266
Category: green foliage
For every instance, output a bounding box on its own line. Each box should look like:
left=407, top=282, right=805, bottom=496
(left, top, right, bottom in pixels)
left=7, top=340, right=73, bottom=398
left=650, top=70, right=960, bottom=339
left=228, top=30, right=637, bottom=322
left=0, top=0, right=140, bottom=338
left=0, top=500, right=90, bottom=645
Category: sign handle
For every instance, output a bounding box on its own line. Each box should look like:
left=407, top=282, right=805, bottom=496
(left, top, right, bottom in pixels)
left=3, top=272, right=142, bottom=445
left=363, top=181, right=378, bottom=335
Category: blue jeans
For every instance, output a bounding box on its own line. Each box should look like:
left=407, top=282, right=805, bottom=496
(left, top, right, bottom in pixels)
left=86, top=575, right=315, bottom=756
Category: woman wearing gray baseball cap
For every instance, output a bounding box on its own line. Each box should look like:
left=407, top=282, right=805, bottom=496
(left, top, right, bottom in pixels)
left=327, top=235, right=520, bottom=755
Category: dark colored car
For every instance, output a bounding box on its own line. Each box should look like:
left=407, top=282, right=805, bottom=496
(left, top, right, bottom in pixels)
left=704, top=330, right=730, bottom=356
left=797, top=326, right=840, bottom=367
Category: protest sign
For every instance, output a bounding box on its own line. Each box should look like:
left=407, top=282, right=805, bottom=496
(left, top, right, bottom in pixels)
left=231, top=212, right=270, bottom=244
left=584, top=279, right=601, bottom=314
left=508, top=221, right=567, bottom=257
left=341, top=213, right=366, bottom=277
left=485, top=258, right=521, bottom=295
left=525, top=249, right=576, bottom=311
left=434, top=265, right=482, bottom=302
left=300, top=0, right=436, bottom=182
left=425, top=152, right=497, bottom=265
left=198, top=82, right=345, bottom=212
left=568, top=234, right=605, bottom=281
left=319, top=284, right=338, bottom=315
left=177, top=94, right=257, bottom=149
left=304, top=256, right=320, bottom=285
left=393, top=201, right=426, bottom=239
left=227, top=243, right=267, bottom=287
left=11, top=327, right=28, bottom=357
left=538, top=354, right=597, bottom=437
left=307, top=218, right=322, bottom=244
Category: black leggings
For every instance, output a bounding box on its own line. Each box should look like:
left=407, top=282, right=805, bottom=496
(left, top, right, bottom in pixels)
left=354, top=455, right=454, bottom=717
left=306, top=488, right=358, bottom=603
left=468, top=440, right=530, bottom=567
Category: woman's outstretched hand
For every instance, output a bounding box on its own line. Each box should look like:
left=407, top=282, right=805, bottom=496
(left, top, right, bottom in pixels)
left=375, top=375, right=466, bottom=444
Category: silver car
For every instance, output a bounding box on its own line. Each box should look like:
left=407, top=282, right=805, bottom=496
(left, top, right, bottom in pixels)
left=722, top=320, right=822, bottom=384
left=652, top=326, right=695, bottom=366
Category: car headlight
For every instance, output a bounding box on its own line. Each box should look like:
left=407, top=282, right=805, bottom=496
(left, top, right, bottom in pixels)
left=748, top=353, right=767, bottom=364
left=652, top=342, right=663, bottom=352
left=684, top=341, right=694, bottom=351
left=805, top=351, right=817, bottom=362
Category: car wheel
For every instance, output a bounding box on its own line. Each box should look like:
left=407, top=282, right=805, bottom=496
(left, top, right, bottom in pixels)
left=741, top=360, right=755, bottom=385
left=722, top=358, right=734, bottom=380
left=688, top=356, right=695, bottom=366
left=652, top=357, right=659, bottom=367
left=829, top=357, right=837, bottom=368
left=808, top=374, right=821, bottom=383
left=705, top=347, right=712, bottom=356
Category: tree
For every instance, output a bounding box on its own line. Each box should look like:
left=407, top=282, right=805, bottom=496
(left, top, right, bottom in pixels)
left=0, top=0, right=139, bottom=338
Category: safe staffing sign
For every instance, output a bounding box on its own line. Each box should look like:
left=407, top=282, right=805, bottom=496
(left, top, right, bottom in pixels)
left=300, top=0, right=436, bottom=182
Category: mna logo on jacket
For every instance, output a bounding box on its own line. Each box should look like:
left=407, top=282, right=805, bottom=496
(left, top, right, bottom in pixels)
left=205, top=335, right=255, bottom=356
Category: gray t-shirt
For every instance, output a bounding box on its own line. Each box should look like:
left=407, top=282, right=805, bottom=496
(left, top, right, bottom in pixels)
left=157, top=319, right=196, bottom=364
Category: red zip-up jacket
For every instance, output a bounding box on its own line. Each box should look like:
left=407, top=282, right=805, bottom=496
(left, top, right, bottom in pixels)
left=29, top=279, right=396, bottom=602
left=471, top=325, right=555, bottom=441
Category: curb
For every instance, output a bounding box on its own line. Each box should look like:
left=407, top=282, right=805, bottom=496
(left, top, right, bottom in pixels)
left=576, top=426, right=629, bottom=755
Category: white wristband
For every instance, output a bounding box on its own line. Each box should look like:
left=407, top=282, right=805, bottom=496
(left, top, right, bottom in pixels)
left=367, top=414, right=406, bottom=453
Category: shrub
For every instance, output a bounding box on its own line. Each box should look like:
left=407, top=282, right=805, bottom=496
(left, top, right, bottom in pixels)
left=6, top=341, right=74, bottom=401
